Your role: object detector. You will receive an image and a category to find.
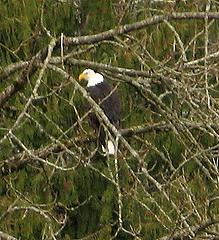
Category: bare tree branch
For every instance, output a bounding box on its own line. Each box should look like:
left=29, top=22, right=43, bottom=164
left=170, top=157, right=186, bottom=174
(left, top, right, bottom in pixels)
left=64, top=12, right=219, bottom=46
left=2, top=12, right=219, bottom=108
left=0, top=231, right=17, bottom=240
left=0, top=47, right=49, bottom=108
left=1, top=119, right=218, bottom=176
left=0, top=61, right=28, bottom=82
left=158, top=218, right=219, bottom=240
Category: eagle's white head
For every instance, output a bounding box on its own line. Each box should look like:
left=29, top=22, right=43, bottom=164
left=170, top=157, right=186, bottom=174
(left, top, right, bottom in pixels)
left=79, top=69, right=104, bottom=87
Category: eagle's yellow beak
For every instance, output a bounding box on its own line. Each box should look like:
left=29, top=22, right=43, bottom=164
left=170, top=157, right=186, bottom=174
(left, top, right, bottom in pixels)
left=79, top=73, right=85, bottom=81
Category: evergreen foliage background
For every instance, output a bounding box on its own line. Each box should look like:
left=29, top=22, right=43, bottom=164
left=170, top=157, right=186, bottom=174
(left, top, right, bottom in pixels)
left=0, top=0, right=219, bottom=239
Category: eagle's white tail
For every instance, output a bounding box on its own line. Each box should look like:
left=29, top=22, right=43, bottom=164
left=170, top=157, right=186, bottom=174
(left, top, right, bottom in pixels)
left=107, top=140, right=115, bottom=155
left=101, top=140, right=115, bottom=155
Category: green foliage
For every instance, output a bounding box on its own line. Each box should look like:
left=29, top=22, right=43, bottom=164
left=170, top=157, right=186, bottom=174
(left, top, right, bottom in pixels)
left=0, top=0, right=219, bottom=239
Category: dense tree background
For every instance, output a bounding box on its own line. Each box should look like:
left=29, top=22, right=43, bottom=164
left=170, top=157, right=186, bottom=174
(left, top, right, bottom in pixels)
left=0, top=0, right=219, bottom=239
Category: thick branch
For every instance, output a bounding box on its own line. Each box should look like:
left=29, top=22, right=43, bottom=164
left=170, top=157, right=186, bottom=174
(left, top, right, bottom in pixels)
left=1, top=123, right=167, bottom=175
left=1, top=12, right=219, bottom=107
left=0, top=65, right=30, bottom=107
left=0, top=61, right=28, bottom=83
left=66, top=58, right=151, bottom=78
left=1, top=120, right=216, bottom=176
left=0, top=47, right=49, bottom=108
left=64, top=12, right=219, bottom=46
left=0, top=231, right=17, bottom=240
left=158, top=218, right=219, bottom=240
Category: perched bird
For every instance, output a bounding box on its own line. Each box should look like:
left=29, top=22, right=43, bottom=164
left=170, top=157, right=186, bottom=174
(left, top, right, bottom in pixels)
left=79, top=69, right=121, bottom=155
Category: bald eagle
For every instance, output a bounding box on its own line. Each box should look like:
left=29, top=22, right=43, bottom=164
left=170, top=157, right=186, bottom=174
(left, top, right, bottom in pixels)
left=79, top=69, right=121, bottom=155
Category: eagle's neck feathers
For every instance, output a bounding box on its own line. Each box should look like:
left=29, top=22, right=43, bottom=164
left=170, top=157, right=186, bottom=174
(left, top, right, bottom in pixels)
left=87, top=73, right=104, bottom=87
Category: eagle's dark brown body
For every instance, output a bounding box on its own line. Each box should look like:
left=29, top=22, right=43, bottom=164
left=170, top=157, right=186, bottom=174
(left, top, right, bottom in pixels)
left=87, top=81, right=121, bottom=147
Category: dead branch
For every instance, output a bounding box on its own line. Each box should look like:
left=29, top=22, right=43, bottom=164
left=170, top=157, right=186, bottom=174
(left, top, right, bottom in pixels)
left=1, top=120, right=218, bottom=176
left=0, top=61, right=28, bottom=82
left=0, top=231, right=17, bottom=240
left=2, top=12, right=219, bottom=107
left=0, top=47, right=49, bottom=108
left=64, top=12, right=219, bottom=46
left=158, top=218, right=219, bottom=240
